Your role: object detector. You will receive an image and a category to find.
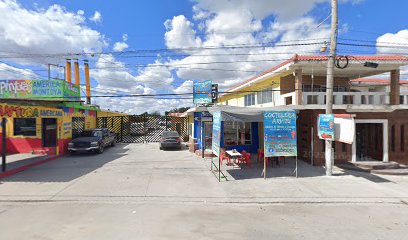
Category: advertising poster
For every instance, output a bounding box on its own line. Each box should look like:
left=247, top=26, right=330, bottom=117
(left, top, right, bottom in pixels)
left=193, top=80, right=212, bottom=104
left=212, top=111, right=221, bottom=157
left=264, top=111, right=297, bottom=157
left=0, top=80, right=80, bottom=100
left=318, top=114, right=335, bottom=140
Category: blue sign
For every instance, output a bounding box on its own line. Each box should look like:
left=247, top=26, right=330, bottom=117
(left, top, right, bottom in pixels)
left=318, top=114, right=334, bottom=140
left=193, top=80, right=212, bottom=104
left=264, top=111, right=297, bottom=157
left=212, top=111, right=221, bottom=157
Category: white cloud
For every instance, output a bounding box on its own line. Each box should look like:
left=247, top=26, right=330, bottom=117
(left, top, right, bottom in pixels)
left=122, top=33, right=128, bottom=42
left=376, top=30, right=408, bottom=55
left=0, top=63, right=38, bottom=79
left=174, top=80, right=193, bottom=94
left=164, top=15, right=202, bottom=50
left=113, top=42, right=128, bottom=51
left=89, top=10, right=102, bottom=23
left=0, top=1, right=106, bottom=65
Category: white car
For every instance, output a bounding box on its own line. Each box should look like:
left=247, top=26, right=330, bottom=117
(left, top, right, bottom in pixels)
left=130, top=122, right=147, bottom=135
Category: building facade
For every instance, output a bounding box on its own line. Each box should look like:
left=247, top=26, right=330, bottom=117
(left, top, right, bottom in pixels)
left=215, top=54, right=408, bottom=165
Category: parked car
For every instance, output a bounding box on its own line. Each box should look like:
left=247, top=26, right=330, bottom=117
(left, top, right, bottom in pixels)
left=159, top=131, right=182, bottom=150
left=68, top=128, right=116, bottom=154
left=130, top=122, right=147, bottom=135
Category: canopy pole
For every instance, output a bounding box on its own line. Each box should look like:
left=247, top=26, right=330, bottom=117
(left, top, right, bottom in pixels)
left=296, top=156, right=298, bottom=178
left=263, top=156, right=266, bottom=180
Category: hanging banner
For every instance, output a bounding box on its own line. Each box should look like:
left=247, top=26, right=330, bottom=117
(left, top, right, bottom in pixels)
left=212, top=111, right=221, bottom=157
left=334, top=116, right=355, bottom=144
left=318, top=114, right=335, bottom=140
left=264, top=111, right=297, bottom=157
left=193, top=80, right=212, bottom=104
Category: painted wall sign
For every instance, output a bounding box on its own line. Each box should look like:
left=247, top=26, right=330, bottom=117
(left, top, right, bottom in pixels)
left=212, top=111, right=221, bottom=157
left=0, top=104, right=63, bottom=118
left=0, top=80, right=80, bottom=100
left=193, top=80, right=212, bottom=104
left=318, top=114, right=335, bottom=140
left=264, top=111, right=297, bottom=157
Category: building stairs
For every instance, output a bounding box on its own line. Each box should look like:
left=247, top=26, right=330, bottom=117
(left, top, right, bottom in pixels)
left=337, top=161, right=408, bottom=175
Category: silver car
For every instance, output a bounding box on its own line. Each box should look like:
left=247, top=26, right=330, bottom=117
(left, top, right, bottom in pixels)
left=159, top=131, right=182, bottom=150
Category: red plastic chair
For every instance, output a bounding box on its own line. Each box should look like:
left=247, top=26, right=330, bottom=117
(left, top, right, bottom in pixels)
left=240, top=150, right=253, bottom=168
left=220, top=148, right=231, bottom=165
left=258, top=149, right=272, bottom=167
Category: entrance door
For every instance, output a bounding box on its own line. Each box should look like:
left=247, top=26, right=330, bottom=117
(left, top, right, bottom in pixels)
left=356, top=123, right=383, bottom=161
left=42, top=118, right=57, bottom=147
left=204, top=122, right=213, bottom=150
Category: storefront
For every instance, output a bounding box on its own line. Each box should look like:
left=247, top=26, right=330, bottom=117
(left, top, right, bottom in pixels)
left=189, top=107, right=260, bottom=154
left=0, top=102, right=97, bottom=155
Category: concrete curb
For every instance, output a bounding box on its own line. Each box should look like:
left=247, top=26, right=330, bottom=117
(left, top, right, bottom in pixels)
left=0, top=155, right=61, bottom=179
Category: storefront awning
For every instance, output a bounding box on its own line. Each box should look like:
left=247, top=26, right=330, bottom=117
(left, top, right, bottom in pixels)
left=207, top=105, right=297, bottom=122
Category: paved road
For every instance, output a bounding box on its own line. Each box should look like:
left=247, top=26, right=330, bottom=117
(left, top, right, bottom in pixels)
left=0, top=143, right=408, bottom=239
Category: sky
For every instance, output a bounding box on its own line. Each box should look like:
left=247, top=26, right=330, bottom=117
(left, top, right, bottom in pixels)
left=0, top=0, right=407, bottom=114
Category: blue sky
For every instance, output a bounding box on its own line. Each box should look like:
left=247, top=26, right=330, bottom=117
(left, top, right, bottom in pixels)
left=1, top=0, right=407, bottom=113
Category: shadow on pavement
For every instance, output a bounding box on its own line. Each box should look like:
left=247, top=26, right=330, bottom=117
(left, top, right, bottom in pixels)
left=1, top=144, right=130, bottom=183
left=0, top=154, right=50, bottom=173
left=226, top=158, right=392, bottom=182
left=226, top=157, right=326, bottom=180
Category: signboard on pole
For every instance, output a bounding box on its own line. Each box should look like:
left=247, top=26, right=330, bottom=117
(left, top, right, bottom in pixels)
left=212, top=111, right=221, bottom=157
left=264, top=111, right=297, bottom=157
left=318, top=114, right=335, bottom=140
left=193, top=80, right=212, bottom=104
left=0, top=79, right=80, bottom=100
left=211, top=84, right=218, bottom=103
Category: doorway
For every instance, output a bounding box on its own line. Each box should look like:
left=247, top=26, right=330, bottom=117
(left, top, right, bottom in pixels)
left=42, top=118, right=57, bottom=147
left=204, top=122, right=213, bottom=150
left=352, top=120, right=388, bottom=162
left=356, top=123, right=383, bottom=161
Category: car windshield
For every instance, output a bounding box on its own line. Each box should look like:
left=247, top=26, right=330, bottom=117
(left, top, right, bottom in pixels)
left=162, top=131, right=179, bottom=138
left=82, top=130, right=103, bottom=138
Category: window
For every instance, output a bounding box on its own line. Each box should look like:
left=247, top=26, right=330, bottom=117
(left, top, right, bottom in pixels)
left=223, top=122, right=252, bottom=146
left=244, top=94, right=255, bottom=106
left=257, top=88, right=273, bottom=104
left=401, top=125, right=405, bottom=152
left=307, top=95, right=318, bottom=104
left=14, top=118, right=36, bottom=136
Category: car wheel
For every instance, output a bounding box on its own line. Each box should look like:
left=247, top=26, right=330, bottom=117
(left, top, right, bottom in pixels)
left=97, top=145, right=104, bottom=154
left=159, top=146, right=163, bottom=150
left=111, top=140, right=116, bottom=147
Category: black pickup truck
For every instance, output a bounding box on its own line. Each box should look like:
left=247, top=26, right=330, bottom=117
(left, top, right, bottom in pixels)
left=68, top=128, right=116, bottom=154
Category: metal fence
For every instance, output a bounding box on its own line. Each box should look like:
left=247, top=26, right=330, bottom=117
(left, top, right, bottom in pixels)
left=72, top=117, right=85, bottom=139
left=97, top=114, right=188, bottom=143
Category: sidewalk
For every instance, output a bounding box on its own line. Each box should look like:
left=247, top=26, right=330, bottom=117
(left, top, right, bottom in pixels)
left=0, top=153, right=58, bottom=178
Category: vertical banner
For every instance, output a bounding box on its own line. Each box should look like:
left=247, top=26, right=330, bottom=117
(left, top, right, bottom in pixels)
left=193, top=80, right=212, bottom=104
left=264, top=111, right=297, bottom=157
left=212, top=111, right=221, bottom=157
left=318, top=114, right=335, bottom=140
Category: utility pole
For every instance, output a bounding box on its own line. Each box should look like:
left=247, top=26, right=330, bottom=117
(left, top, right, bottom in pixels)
left=325, top=0, right=338, bottom=176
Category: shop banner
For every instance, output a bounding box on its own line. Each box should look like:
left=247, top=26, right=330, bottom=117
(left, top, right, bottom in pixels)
left=212, top=111, right=221, bottom=157
left=0, top=80, right=80, bottom=100
left=264, top=111, right=297, bottom=157
left=193, top=80, right=212, bottom=104
left=318, top=114, right=335, bottom=140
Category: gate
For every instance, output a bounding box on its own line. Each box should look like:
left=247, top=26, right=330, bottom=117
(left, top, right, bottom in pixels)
left=72, top=117, right=85, bottom=139
left=97, top=114, right=188, bottom=143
